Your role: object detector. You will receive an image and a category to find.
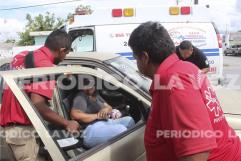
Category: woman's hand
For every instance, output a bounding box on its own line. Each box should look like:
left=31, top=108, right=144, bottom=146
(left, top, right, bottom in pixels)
left=97, top=110, right=109, bottom=120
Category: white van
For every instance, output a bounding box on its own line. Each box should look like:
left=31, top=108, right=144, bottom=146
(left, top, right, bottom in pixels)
left=65, top=4, right=223, bottom=83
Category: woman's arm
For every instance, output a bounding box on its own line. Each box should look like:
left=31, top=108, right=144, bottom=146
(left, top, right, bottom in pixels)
left=70, top=109, right=98, bottom=123
left=101, top=103, right=113, bottom=112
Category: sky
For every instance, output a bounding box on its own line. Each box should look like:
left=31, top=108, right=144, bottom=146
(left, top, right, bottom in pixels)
left=0, top=0, right=240, bottom=42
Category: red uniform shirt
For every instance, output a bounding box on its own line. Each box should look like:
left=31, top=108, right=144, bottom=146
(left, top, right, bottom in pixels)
left=145, top=54, right=241, bottom=161
left=0, top=47, right=56, bottom=126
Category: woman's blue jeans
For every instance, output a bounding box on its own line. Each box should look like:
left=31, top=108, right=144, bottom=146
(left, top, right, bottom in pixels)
left=82, top=116, right=135, bottom=148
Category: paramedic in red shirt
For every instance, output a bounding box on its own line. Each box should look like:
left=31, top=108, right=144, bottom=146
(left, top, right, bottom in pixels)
left=128, top=21, right=241, bottom=161
left=0, top=29, right=80, bottom=161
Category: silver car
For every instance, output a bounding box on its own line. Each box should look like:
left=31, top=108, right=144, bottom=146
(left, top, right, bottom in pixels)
left=224, top=45, right=241, bottom=56
left=0, top=53, right=151, bottom=161
left=0, top=52, right=241, bottom=161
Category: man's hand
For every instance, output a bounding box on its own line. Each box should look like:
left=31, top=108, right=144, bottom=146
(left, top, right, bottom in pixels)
left=65, top=120, right=80, bottom=133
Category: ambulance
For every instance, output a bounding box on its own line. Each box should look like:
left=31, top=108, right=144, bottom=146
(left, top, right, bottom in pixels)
left=63, top=2, right=223, bottom=83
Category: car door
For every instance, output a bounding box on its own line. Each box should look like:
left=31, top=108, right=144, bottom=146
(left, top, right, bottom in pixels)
left=52, top=67, right=150, bottom=161
left=232, top=45, right=237, bottom=54
left=0, top=66, right=149, bottom=161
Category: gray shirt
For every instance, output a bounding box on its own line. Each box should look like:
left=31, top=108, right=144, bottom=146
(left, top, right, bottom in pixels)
left=72, top=91, right=106, bottom=114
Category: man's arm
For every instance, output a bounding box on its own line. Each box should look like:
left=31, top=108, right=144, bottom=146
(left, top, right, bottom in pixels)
left=31, top=93, right=80, bottom=132
left=95, top=95, right=112, bottom=118
left=179, top=152, right=209, bottom=161
left=70, top=109, right=98, bottom=123
left=196, top=48, right=210, bottom=73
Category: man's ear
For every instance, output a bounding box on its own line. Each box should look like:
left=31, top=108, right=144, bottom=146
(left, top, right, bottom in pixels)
left=60, top=48, right=66, bottom=53
left=190, top=47, right=194, bottom=52
left=142, top=52, right=150, bottom=65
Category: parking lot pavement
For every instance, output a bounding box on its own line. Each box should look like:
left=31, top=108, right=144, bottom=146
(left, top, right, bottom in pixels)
left=214, top=86, right=241, bottom=137
left=222, top=55, right=241, bottom=91
left=214, top=86, right=241, bottom=114
left=213, top=55, right=241, bottom=113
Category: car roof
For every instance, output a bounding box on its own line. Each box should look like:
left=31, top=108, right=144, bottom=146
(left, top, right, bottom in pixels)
left=66, top=52, right=120, bottom=61
left=0, top=52, right=121, bottom=67
left=0, top=66, right=101, bottom=78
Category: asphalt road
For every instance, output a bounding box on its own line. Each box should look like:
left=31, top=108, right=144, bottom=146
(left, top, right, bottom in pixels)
left=222, top=55, right=241, bottom=91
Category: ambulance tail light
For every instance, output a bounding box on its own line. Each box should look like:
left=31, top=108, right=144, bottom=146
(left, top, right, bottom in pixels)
left=169, top=7, right=179, bottom=15
left=217, top=34, right=222, bottom=48
left=181, top=6, right=191, bottom=15
left=212, top=22, right=222, bottom=48
left=112, top=9, right=122, bottom=17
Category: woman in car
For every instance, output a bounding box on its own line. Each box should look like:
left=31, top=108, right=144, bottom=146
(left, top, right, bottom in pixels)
left=70, top=79, right=135, bottom=148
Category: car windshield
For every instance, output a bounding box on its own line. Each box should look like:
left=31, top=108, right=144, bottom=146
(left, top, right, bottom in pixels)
left=105, top=56, right=151, bottom=93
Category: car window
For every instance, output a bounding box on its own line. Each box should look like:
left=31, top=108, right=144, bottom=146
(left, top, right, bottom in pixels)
left=70, top=29, right=94, bottom=52
left=105, top=56, right=151, bottom=93
left=54, top=73, right=148, bottom=159
left=60, top=59, right=151, bottom=99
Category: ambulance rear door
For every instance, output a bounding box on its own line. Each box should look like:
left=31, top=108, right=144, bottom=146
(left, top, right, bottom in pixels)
left=95, top=24, right=139, bottom=60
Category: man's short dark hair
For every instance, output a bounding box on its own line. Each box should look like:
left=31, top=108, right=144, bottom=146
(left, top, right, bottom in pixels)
left=45, top=29, right=71, bottom=51
left=128, top=21, right=175, bottom=64
left=179, top=40, right=193, bottom=50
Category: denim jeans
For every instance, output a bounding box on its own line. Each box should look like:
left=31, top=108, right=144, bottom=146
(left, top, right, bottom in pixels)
left=82, top=116, right=135, bottom=148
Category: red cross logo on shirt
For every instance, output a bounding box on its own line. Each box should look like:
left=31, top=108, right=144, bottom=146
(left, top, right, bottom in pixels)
left=204, top=87, right=222, bottom=117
